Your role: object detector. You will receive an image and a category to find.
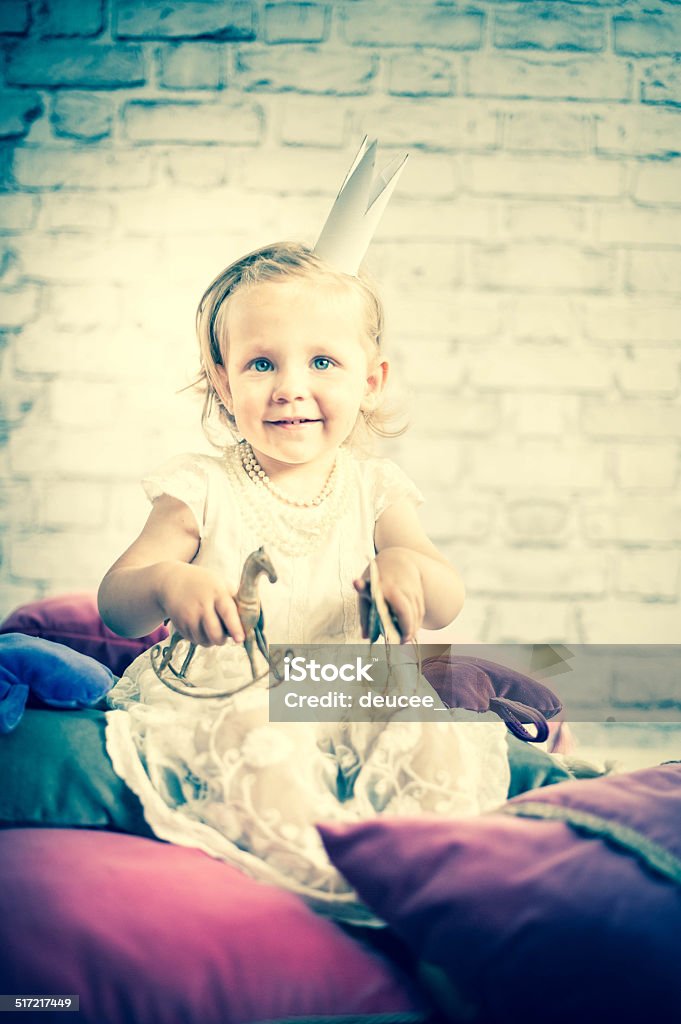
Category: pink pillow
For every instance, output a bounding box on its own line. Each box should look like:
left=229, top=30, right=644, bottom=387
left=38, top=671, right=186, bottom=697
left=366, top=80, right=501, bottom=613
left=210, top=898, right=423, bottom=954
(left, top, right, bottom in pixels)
left=0, top=829, right=426, bottom=1024
left=0, top=593, right=167, bottom=677
left=320, top=764, right=681, bottom=1024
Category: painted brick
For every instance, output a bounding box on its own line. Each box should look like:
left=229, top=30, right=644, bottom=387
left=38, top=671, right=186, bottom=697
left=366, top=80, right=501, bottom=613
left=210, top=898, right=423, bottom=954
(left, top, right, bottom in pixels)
left=6, top=42, right=145, bottom=88
left=387, top=292, right=502, bottom=339
left=412, top=393, right=498, bottom=436
left=388, top=52, right=455, bottom=97
left=39, top=481, right=108, bottom=528
left=264, top=3, right=328, bottom=44
left=613, top=445, right=679, bottom=490
left=616, top=551, right=679, bottom=601
left=493, top=600, right=577, bottom=644
left=577, top=598, right=679, bottom=643
left=236, top=46, right=377, bottom=94
left=596, top=205, right=681, bottom=246
left=38, top=194, right=114, bottom=231
left=370, top=240, right=462, bottom=290
left=394, top=340, right=464, bottom=389
left=471, top=243, right=614, bottom=291
left=158, top=43, right=224, bottom=90
left=355, top=99, right=496, bottom=150
left=342, top=6, right=483, bottom=49
left=493, top=5, right=605, bottom=52
left=48, top=284, right=122, bottom=330
left=641, top=59, right=681, bottom=107
left=502, top=200, right=587, bottom=241
left=614, top=15, right=681, bottom=57
left=582, top=399, right=681, bottom=439
left=503, top=498, right=571, bottom=545
left=0, top=286, right=41, bottom=328
left=8, top=418, right=169, bottom=479
left=615, top=352, right=680, bottom=397
left=633, top=161, right=681, bottom=204
left=116, top=187, right=277, bottom=236
left=0, top=194, right=37, bottom=233
left=124, top=100, right=263, bottom=144
left=39, top=0, right=104, bottom=37
left=627, top=250, right=681, bottom=294
left=502, top=394, right=582, bottom=437
left=0, top=1, right=29, bottom=34
left=0, top=585, right=42, bottom=623
left=14, top=322, right=168, bottom=378
left=471, top=441, right=606, bottom=490
left=384, top=154, right=460, bottom=199
left=583, top=500, right=681, bottom=545
left=381, top=198, right=493, bottom=241
left=470, top=343, right=610, bottom=391
left=51, top=379, right=120, bottom=427
left=13, top=147, right=155, bottom=190
left=465, top=56, right=632, bottom=102
left=10, top=530, right=113, bottom=584
left=502, top=108, right=591, bottom=152
left=394, top=440, right=464, bottom=495
left=278, top=96, right=347, bottom=146
left=421, top=496, right=494, bottom=543
left=468, top=549, right=607, bottom=598
left=467, top=155, right=622, bottom=198
left=52, top=92, right=113, bottom=141
left=597, top=108, right=681, bottom=157
left=584, top=300, right=681, bottom=346
left=509, top=295, right=580, bottom=341
left=115, top=0, right=254, bottom=41
left=16, top=235, right=160, bottom=284
left=0, top=480, right=35, bottom=529
left=236, top=147, right=359, bottom=194
left=0, top=91, right=43, bottom=139
left=165, top=149, right=232, bottom=186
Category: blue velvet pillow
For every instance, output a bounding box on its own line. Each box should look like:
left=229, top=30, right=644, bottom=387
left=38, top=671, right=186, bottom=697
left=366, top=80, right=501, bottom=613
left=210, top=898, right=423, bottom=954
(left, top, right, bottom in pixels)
left=0, top=634, right=115, bottom=734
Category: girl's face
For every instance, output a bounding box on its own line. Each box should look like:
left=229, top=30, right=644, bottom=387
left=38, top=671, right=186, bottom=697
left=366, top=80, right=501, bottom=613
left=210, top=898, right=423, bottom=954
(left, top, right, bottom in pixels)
left=216, top=278, right=388, bottom=479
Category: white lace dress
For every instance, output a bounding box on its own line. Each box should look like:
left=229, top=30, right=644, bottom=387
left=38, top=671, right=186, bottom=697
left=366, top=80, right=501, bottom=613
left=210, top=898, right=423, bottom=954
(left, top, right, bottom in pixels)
left=106, top=443, right=510, bottom=924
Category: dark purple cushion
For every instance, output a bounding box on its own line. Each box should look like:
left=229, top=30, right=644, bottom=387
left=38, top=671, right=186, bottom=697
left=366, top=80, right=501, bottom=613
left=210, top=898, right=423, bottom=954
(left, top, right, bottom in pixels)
left=0, top=829, right=427, bottom=1024
left=421, top=653, right=562, bottom=742
left=319, top=764, right=681, bottom=1024
left=0, top=593, right=167, bottom=677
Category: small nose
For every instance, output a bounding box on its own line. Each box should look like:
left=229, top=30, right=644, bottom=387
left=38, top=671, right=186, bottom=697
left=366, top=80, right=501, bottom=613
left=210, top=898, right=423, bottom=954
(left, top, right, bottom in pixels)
left=272, top=365, right=309, bottom=403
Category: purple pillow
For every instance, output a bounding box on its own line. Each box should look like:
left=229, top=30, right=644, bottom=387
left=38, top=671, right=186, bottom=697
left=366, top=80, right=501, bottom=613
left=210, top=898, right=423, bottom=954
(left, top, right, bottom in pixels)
left=421, top=653, right=562, bottom=742
left=0, top=829, right=427, bottom=1024
left=0, top=593, right=167, bottom=677
left=319, top=764, right=681, bottom=1024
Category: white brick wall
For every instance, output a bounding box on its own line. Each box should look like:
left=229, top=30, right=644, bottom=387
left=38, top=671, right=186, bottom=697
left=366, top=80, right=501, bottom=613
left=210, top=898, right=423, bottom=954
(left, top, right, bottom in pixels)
left=0, top=0, right=679, bottom=672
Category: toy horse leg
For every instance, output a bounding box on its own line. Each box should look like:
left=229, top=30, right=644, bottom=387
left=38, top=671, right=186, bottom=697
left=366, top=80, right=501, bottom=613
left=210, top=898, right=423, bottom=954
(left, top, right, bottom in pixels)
left=243, top=632, right=260, bottom=682
left=254, top=623, right=283, bottom=681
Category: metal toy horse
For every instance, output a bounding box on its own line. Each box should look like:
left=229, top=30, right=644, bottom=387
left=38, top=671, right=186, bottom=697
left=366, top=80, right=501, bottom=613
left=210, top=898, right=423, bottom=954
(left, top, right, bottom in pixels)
left=151, top=546, right=281, bottom=698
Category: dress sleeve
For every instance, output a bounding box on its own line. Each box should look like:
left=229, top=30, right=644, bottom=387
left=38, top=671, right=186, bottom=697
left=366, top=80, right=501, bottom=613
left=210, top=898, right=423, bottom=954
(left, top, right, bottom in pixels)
left=372, top=458, right=425, bottom=522
left=142, top=453, right=210, bottom=538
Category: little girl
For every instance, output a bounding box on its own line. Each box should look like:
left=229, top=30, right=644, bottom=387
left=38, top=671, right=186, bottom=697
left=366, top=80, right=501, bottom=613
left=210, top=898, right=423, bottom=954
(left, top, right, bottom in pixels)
left=100, top=152, right=510, bottom=924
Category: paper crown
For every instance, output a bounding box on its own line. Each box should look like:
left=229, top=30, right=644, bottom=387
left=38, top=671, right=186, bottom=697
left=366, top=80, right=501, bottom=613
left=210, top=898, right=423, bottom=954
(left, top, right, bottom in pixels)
left=314, top=137, right=408, bottom=276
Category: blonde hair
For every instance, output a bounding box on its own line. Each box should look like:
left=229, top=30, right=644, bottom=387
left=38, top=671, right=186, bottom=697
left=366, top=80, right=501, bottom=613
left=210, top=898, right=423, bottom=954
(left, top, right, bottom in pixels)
left=194, top=241, right=405, bottom=448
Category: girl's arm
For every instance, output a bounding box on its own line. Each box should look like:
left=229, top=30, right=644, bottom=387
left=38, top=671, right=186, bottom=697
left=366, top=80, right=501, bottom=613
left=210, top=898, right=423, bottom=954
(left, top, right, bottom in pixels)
left=98, top=494, right=245, bottom=646
left=354, top=499, right=465, bottom=643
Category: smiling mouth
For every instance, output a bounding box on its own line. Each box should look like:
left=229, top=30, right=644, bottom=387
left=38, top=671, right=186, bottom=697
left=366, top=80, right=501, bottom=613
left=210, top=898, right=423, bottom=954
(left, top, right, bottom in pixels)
left=267, top=418, right=321, bottom=426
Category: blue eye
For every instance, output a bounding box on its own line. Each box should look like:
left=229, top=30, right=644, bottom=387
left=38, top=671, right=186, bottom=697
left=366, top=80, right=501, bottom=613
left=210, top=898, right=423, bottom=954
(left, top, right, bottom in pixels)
left=313, top=357, right=333, bottom=370
left=252, top=358, right=273, bottom=372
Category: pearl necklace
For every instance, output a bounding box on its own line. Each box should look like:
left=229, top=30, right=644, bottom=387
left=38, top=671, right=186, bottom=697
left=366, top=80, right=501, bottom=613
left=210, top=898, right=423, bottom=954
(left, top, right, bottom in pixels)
left=224, top=442, right=351, bottom=557
left=240, top=441, right=337, bottom=508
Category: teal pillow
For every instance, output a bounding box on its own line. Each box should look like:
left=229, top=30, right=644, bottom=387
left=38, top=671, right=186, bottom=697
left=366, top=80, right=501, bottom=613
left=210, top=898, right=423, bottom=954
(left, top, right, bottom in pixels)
left=0, top=707, right=154, bottom=836
left=506, top=732, right=574, bottom=798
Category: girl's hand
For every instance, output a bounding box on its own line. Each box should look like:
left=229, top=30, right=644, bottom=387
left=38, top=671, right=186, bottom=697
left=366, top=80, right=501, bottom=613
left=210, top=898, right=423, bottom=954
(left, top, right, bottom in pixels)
left=155, top=562, right=245, bottom=647
left=353, top=548, right=425, bottom=644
